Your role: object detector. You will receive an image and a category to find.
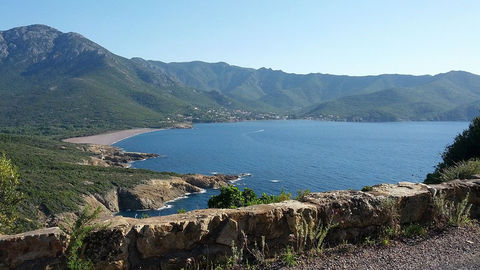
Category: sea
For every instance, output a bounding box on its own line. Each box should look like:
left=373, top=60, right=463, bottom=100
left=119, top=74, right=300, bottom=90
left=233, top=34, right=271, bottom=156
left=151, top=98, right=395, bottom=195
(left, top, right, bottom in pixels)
left=115, top=120, right=469, bottom=217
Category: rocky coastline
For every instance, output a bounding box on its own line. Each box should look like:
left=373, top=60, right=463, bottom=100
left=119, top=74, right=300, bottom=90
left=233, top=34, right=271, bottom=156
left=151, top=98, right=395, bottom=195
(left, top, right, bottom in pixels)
left=40, top=143, right=240, bottom=226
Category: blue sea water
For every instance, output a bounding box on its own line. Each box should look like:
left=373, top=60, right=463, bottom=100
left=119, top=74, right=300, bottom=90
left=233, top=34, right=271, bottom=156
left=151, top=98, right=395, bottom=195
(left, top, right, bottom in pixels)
left=115, top=120, right=469, bottom=217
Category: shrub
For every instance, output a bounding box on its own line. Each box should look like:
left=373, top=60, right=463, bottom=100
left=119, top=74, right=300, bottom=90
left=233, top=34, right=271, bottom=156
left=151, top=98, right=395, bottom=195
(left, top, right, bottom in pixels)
left=208, top=186, right=247, bottom=208
left=440, top=117, right=480, bottom=169
left=295, top=189, right=311, bottom=201
left=402, top=224, right=426, bottom=237
left=363, top=236, right=375, bottom=246
left=381, top=198, right=400, bottom=236
left=294, top=212, right=338, bottom=253
left=361, top=185, right=373, bottom=192
left=281, top=246, right=297, bottom=267
left=226, top=240, right=244, bottom=268
left=60, top=205, right=102, bottom=270
left=177, top=208, right=187, bottom=214
left=380, top=238, right=390, bottom=246
left=432, top=192, right=472, bottom=227
left=426, top=117, right=480, bottom=183
left=438, top=159, right=480, bottom=182
left=0, top=153, right=23, bottom=234
left=208, top=186, right=292, bottom=209
left=242, top=234, right=267, bottom=265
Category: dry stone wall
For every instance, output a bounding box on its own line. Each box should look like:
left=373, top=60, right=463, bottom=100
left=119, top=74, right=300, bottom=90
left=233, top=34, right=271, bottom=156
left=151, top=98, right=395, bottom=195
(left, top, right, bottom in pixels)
left=1, top=179, right=480, bottom=270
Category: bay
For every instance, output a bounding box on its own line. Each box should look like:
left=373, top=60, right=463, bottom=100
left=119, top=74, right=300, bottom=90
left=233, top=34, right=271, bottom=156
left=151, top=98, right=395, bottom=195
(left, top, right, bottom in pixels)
left=115, top=120, right=469, bottom=217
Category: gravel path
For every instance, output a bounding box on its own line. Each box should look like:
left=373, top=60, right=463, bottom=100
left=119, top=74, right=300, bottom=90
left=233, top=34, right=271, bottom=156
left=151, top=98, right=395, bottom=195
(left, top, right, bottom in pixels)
left=284, top=225, right=480, bottom=270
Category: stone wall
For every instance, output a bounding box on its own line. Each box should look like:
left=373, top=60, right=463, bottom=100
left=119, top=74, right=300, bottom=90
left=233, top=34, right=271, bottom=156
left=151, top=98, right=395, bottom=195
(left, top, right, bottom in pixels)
left=1, top=179, right=479, bottom=270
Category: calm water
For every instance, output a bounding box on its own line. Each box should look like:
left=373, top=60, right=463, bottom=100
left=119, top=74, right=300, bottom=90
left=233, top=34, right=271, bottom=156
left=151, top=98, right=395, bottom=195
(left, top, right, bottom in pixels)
left=115, top=120, right=469, bottom=217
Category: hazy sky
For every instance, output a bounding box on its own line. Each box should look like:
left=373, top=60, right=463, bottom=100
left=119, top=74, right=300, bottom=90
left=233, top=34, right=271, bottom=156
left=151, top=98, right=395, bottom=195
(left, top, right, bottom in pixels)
left=1, top=0, right=479, bottom=75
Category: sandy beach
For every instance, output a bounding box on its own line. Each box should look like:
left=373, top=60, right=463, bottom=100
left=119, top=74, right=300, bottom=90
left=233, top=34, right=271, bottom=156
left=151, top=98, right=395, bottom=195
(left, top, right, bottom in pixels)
left=63, top=128, right=161, bottom=145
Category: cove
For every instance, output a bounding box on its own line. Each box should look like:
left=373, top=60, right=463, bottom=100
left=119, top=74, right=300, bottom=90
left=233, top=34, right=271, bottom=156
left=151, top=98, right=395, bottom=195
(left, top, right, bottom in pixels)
left=115, top=120, right=469, bottom=217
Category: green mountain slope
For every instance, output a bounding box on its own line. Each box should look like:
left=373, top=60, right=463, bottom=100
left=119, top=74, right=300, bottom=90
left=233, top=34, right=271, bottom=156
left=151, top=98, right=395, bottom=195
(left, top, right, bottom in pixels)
left=303, top=71, right=480, bottom=121
left=145, top=60, right=480, bottom=120
left=145, top=60, right=440, bottom=111
left=0, top=25, right=236, bottom=136
left=0, top=133, right=180, bottom=231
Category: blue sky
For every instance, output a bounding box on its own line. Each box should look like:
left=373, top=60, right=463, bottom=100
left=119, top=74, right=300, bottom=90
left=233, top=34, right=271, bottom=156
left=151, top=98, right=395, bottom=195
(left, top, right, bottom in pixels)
left=1, top=0, right=479, bottom=75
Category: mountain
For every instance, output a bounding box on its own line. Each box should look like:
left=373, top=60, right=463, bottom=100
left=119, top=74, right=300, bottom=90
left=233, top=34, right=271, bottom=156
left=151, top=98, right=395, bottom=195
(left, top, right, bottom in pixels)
left=148, top=61, right=480, bottom=120
left=143, top=60, right=437, bottom=111
left=302, top=71, right=480, bottom=121
left=0, top=24, right=479, bottom=137
left=0, top=25, right=237, bottom=137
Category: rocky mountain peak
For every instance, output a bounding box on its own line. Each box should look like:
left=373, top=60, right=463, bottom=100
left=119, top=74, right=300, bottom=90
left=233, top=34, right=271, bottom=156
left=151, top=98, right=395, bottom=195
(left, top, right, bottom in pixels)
left=0, top=24, right=109, bottom=66
left=0, top=24, right=61, bottom=62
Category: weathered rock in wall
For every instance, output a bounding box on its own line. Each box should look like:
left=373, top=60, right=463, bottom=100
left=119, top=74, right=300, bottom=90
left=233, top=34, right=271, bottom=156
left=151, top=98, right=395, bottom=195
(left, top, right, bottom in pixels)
left=0, top=227, right=67, bottom=270
left=1, top=179, right=479, bottom=270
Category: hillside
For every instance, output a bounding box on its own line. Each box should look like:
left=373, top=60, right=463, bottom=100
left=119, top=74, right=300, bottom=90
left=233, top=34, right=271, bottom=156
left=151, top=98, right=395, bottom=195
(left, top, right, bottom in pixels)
left=147, top=61, right=480, bottom=119
left=0, top=133, right=183, bottom=231
left=0, top=25, right=240, bottom=137
left=303, top=71, right=480, bottom=121
left=0, top=24, right=479, bottom=138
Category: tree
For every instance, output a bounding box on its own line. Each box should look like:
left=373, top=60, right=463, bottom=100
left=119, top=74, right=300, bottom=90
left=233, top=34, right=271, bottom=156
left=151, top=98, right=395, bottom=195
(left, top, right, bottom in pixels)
left=208, top=185, right=245, bottom=208
left=208, top=185, right=292, bottom=209
left=440, top=117, right=480, bottom=169
left=0, top=153, right=22, bottom=233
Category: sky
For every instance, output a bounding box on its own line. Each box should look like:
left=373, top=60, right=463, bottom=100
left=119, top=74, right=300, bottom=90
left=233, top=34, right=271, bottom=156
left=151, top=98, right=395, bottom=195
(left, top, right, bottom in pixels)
left=1, top=0, right=479, bottom=76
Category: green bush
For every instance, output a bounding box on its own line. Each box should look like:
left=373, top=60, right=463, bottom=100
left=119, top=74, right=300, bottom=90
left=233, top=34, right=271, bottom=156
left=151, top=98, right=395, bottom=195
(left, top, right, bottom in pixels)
left=438, top=159, right=480, bottom=182
left=440, top=117, right=480, bottom=169
left=281, top=246, right=297, bottom=267
left=426, top=117, right=480, bottom=183
left=208, top=185, right=292, bottom=209
left=432, top=192, right=472, bottom=227
left=60, top=205, right=103, bottom=270
left=361, top=185, right=373, bottom=192
left=295, top=189, right=311, bottom=201
left=294, top=213, right=338, bottom=253
left=177, top=208, right=187, bottom=214
left=0, top=153, right=23, bottom=234
left=402, top=224, right=426, bottom=237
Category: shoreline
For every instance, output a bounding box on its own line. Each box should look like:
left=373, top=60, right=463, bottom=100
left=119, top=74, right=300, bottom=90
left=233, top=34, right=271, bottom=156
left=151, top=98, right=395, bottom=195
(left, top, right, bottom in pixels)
left=62, top=128, right=162, bottom=145
left=61, top=120, right=468, bottom=146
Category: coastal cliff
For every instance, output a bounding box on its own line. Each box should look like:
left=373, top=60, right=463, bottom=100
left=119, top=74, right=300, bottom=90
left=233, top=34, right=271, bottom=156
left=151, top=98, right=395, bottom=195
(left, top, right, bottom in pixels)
left=2, top=179, right=479, bottom=269
left=46, top=173, right=239, bottom=226
left=79, top=144, right=237, bottom=210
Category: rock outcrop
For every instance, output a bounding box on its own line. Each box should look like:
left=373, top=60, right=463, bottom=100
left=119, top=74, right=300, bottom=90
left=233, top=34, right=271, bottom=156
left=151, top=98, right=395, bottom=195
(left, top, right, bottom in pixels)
left=80, top=144, right=159, bottom=168
left=2, top=179, right=480, bottom=270
left=89, top=174, right=237, bottom=213
left=118, top=178, right=203, bottom=210
left=182, top=174, right=239, bottom=189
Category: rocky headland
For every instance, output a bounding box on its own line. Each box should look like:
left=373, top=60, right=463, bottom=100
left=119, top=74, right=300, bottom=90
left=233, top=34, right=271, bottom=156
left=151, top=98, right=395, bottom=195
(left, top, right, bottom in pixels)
left=79, top=144, right=160, bottom=168
left=1, top=178, right=479, bottom=269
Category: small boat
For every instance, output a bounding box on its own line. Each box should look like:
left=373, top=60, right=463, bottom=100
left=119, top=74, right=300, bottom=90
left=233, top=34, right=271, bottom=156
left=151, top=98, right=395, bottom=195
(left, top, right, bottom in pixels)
left=239, top=173, right=252, bottom=177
